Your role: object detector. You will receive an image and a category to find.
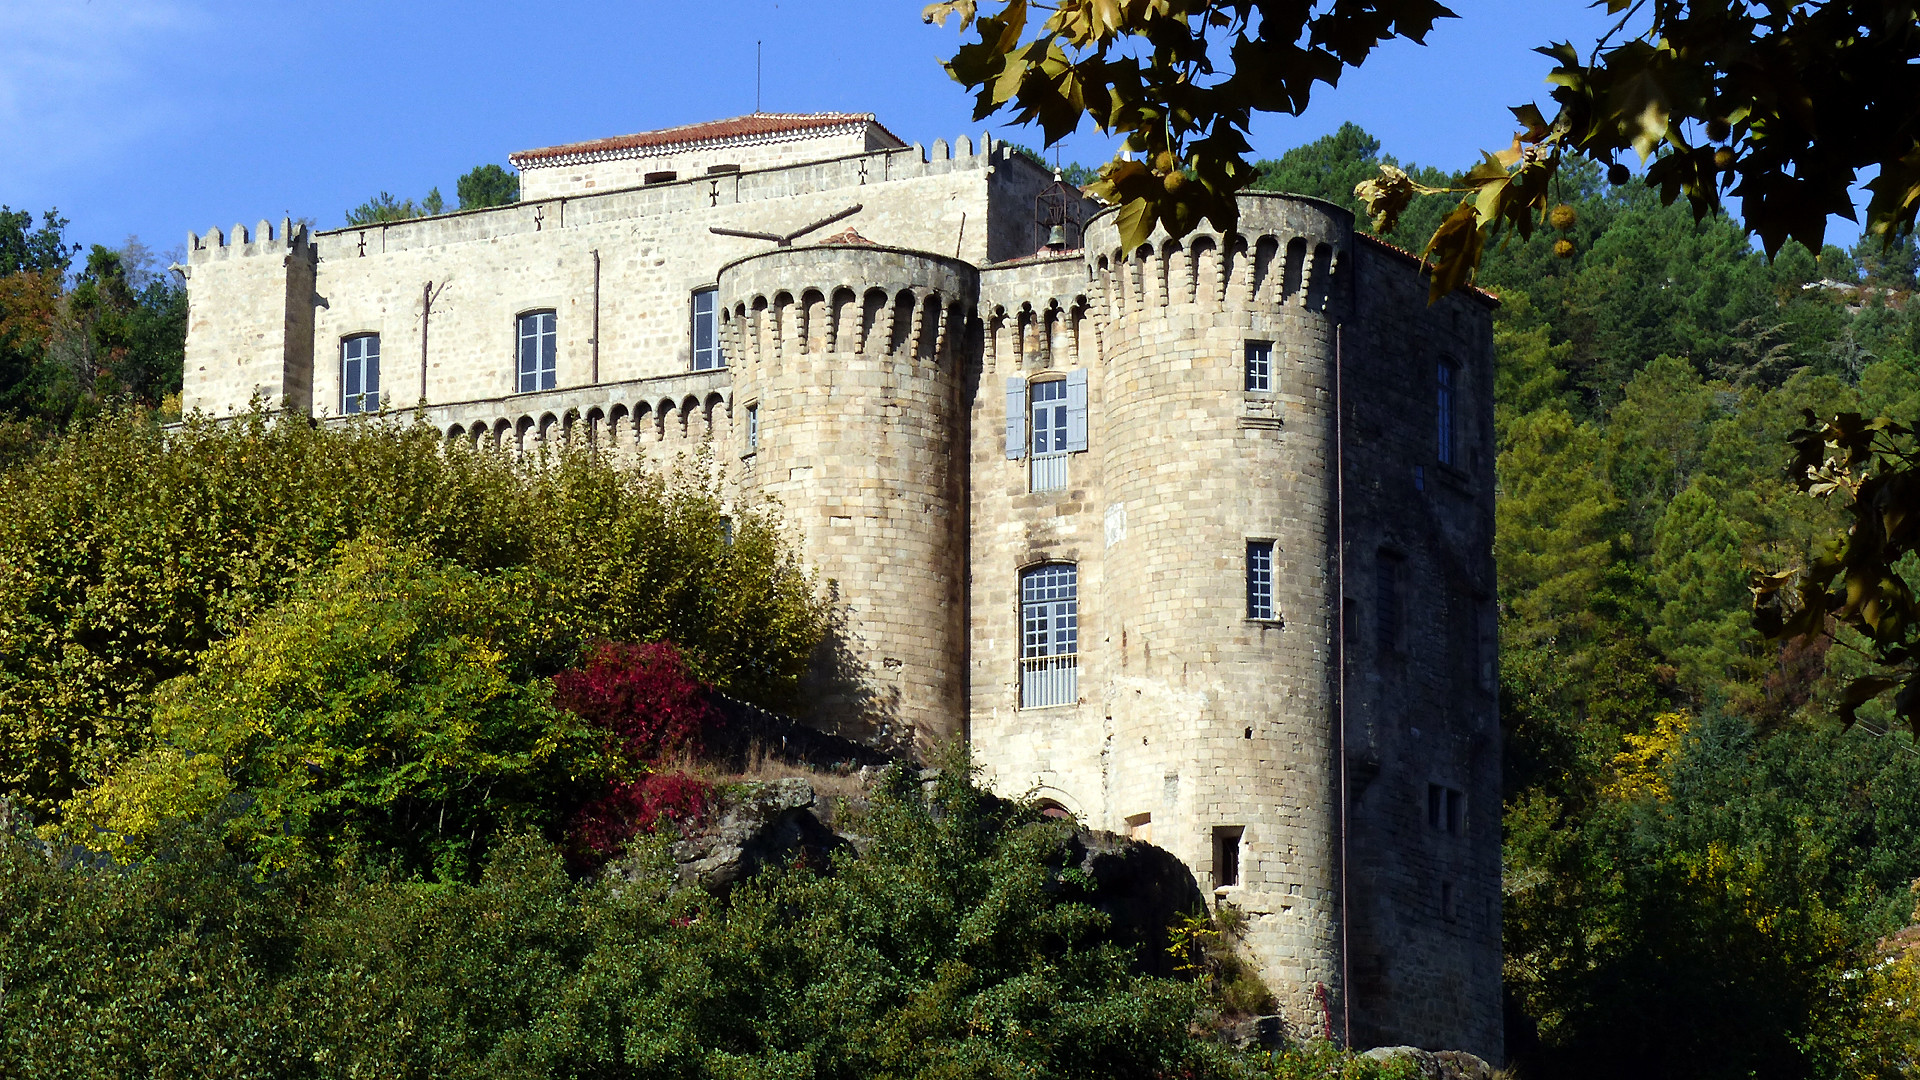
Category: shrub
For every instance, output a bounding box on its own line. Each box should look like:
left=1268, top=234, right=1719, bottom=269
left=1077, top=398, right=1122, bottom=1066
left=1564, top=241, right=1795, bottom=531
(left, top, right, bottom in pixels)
left=0, top=408, right=824, bottom=818
left=59, top=540, right=609, bottom=880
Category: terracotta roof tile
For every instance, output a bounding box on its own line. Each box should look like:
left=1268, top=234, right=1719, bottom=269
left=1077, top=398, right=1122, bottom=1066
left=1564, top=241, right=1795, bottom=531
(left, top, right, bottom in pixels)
left=509, top=113, right=904, bottom=167
left=815, top=227, right=876, bottom=246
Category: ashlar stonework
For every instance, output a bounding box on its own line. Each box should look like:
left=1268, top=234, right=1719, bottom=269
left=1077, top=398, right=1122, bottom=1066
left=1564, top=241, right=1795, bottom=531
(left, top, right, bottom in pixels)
left=179, top=112, right=1500, bottom=1059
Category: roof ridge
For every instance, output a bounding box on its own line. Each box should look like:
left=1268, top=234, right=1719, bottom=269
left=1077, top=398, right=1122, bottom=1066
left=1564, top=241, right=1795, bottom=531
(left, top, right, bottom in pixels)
left=510, top=112, right=896, bottom=167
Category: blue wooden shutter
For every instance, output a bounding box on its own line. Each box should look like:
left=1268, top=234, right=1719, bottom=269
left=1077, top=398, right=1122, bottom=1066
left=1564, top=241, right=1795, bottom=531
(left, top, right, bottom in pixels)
left=1064, top=368, right=1088, bottom=452
left=1006, top=378, right=1027, bottom=459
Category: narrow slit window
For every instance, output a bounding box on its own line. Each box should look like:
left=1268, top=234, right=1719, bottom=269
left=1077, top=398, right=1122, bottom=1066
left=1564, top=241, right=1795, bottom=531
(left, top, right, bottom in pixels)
left=745, top=402, right=759, bottom=451
left=1437, top=359, right=1457, bottom=466
left=517, top=311, right=557, bottom=392
left=1247, top=540, right=1275, bottom=620
left=1375, top=552, right=1400, bottom=655
left=1245, top=340, right=1272, bottom=392
left=341, top=334, right=380, bottom=414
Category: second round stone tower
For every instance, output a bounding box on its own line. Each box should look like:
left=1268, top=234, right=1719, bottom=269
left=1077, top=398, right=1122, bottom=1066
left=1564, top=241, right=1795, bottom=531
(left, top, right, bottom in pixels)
left=717, top=243, right=977, bottom=750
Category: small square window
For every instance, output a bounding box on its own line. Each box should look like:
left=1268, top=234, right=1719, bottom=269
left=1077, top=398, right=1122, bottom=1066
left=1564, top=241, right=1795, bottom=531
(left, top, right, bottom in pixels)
left=1246, top=540, right=1276, bottom=621
left=1126, top=812, right=1152, bottom=842
left=1213, top=825, right=1244, bottom=888
left=1245, top=340, right=1273, bottom=392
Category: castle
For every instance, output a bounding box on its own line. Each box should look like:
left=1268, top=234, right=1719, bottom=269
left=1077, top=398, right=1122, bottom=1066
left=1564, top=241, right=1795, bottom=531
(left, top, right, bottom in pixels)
left=179, top=112, right=1501, bottom=1057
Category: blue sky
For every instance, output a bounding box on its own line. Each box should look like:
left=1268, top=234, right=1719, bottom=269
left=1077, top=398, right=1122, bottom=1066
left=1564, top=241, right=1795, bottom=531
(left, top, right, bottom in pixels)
left=3, top=1, right=1767, bottom=263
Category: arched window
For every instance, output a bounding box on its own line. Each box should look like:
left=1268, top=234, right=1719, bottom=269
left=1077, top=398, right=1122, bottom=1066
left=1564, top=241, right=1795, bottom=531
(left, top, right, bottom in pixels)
left=517, top=310, right=557, bottom=392
left=1020, top=563, right=1078, bottom=708
left=341, top=334, right=380, bottom=414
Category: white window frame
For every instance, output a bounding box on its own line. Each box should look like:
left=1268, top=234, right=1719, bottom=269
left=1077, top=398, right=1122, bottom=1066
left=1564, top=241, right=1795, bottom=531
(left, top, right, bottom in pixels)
left=1029, top=377, right=1071, bottom=492
left=1247, top=540, right=1276, bottom=621
left=341, top=333, right=380, bottom=415
left=692, top=288, right=724, bottom=370
left=517, top=310, right=557, bottom=393
left=1020, top=563, right=1079, bottom=708
left=1245, top=340, right=1273, bottom=392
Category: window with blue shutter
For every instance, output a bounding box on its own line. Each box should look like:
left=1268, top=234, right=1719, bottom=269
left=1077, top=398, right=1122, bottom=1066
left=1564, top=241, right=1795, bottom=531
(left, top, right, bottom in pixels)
left=1005, top=377, right=1026, bottom=459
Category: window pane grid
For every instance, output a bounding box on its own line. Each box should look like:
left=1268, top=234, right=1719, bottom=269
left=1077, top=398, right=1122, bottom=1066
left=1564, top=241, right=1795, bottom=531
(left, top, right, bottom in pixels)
left=692, top=288, right=724, bottom=370
left=1247, top=541, right=1275, bottom=620
left=518, top=311, right=556, bottom=393
left=1245, top=341, right=1272, bottom=392
left=1020, top=564, right=1078, bottom=708
left=341, top=335, right=380, bottom=414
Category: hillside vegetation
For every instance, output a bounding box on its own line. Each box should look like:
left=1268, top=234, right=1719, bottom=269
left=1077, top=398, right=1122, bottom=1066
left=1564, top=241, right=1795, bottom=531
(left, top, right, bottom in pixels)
left=1257, top=125, right=1920, bottom=1077
left=5, top=124, right=1920, bottom=1073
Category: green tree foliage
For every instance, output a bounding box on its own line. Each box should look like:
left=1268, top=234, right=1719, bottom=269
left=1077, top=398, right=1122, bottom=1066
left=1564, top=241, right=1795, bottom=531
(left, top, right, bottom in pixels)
left=0, top=411, right=824, bottom=820
left=1233, top=112, right=1920, bottom=1068
left=0, top=214, right=183, bottom=429
left=458, top=163, right=521, bottom=209
left=349, top=164, right=521, bottom=226
left=0, top=764, right=1410, bottom=1080
left=64, top=541, right=610, bottom=880
left=345, top=190, right=436, bottom=225
left=925, top=2, right=1920, bottom=301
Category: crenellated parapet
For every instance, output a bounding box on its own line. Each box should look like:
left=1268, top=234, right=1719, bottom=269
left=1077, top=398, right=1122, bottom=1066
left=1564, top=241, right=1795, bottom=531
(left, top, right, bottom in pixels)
left=1082, top=193, right=1353, bottom=325
left=717, top=242, right=978, bottom=752
left=186, top=218, right=315, bottom=268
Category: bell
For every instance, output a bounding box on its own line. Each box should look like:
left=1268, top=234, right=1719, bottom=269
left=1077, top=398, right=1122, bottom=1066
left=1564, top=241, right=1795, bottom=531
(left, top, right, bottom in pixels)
left=1047, top=224, right=1068, bottom=248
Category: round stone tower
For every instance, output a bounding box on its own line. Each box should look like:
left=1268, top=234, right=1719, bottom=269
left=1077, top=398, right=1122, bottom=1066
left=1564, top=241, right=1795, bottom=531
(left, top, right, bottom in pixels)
left=717, top=243, right=977, bottom=751
left=1082, top=193, right=1354, bottom=1030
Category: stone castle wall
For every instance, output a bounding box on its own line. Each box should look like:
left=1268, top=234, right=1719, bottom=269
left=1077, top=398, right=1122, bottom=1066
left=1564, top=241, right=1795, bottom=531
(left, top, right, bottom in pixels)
left=517, top=124, right=899, bottom=200
left=183, top=138, right=1055, bottom=420
left=719, top=245, right=976, bottom=749
left=177, top=130, right=1500, bottom=1059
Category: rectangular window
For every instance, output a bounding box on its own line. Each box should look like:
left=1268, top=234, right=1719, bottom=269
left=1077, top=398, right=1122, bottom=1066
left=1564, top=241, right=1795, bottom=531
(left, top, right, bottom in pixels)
left=1020, top=563, right=1079, bottom=707
left=745, top=402, right=759, bottom=452
left=1245, top=340, right=1272, bottom=392
left=1247, top=540, right=1275, bottom=620
left=1213, top=826, right=1244, bottom=888
left=341, top=334, right=380, bottom=414
left=517, top=311, right=557, bottom=392
left=1375, top=552, right=1400, bottom=654
left=1428, top=783, right=1464, bottom=834
left=1437, top=360, right=1456, bottom=466
left=692, top=288, right=724, bottom=370
left=1030, top=378, right=1071, bottom=492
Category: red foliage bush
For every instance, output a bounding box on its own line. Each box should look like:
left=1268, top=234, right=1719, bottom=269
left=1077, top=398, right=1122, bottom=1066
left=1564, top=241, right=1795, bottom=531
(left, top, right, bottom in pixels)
left=555, top=641, right=726, bottom=861
left=571, top=770, right=714, bottom=857
left=553, top=641, right=723, bottom=761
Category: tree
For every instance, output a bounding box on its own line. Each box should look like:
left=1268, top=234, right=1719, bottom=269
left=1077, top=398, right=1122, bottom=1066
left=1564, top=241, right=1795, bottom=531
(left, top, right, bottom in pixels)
left=62, top=540, right=609, bottom=880
left=345, top=191, right=430, bottom=226
left=924, top=1, right=1920, bottom=301
left=458, top=163, right=520, bottom=210
left=0, top=411, right=826, bottom=819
